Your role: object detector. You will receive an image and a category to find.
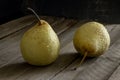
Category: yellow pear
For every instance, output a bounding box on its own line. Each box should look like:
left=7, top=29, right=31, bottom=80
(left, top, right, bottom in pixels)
left=73, top=21, right=110, bottom=69
left=73, top=22, right=110, bottom=57
left=20, top=8, right=60, bottom=66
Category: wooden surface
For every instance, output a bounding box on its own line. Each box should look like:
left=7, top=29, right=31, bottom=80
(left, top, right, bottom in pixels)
left=0, top=15, right=120, bottom=80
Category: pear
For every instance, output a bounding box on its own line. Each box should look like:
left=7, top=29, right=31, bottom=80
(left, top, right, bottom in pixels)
left=20, top=8, right=60, bottom=66
left=73, top=21, right=110, bottom=69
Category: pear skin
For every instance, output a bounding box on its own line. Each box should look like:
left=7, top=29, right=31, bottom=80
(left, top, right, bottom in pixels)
left=73, top=21, right=110, bottom=70
left=73, top=22, right=110, bottom=57
left=20, top=20, right=60, bottom=66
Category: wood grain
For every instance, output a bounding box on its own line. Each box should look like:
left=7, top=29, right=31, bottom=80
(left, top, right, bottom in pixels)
left=0, top=15, right=36, bottom=39
left=0, top=15, right=120, bottom=80
left=0, top=15, right=66, bottom=40
left=108, top=65, right=120, bottom=80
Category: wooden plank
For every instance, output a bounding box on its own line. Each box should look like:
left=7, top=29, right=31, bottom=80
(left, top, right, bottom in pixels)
left=0, top=23, right=36, bottom=68
left=0, top=17, right=79, bottom=80
left=108, top=65, right=120, bottom=80
left=0, top=15, right=63, bottom=39
left=49, top=25, right=120, bottom=80
left=0, top=15, right=36, bottom=39
left=108, top=25, right=120, bottom=45
left=105, top=24, right=119, bottom=40
left=105, top=24, right=116, bottom=32
left=53, top=19, right=77, bottom=35
left=51, top=55, right=119, bottom=80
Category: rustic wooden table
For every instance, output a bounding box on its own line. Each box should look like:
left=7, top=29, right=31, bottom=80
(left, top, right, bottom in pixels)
left=0, top=15, right=120, bottom=80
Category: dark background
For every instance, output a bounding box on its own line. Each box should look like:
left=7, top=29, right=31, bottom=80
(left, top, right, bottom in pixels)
left=0, top=0, right=120, bottom=24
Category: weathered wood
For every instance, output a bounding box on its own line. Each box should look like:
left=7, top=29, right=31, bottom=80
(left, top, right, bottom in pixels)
left=108, top=25, right=120, bottom=45
left=1, top=15, right=120, bottom=80
left=0, top=15, right=64, bottom=40
left=105, top=24, right=115, bottom=32
left=48, top=25, right=120, bottom=80
left=53, top=19, right=77, bottom=35
left=0, top=15, right=36, bottom=39
left=0, top=23, right=35, bottom=68
left=108, top=65, right=120, bottom=80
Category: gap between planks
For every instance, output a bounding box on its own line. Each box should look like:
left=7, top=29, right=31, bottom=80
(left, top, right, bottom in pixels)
left=0, top=15, right=66, bottom=40
left=108, top=64, right=120, bottom=80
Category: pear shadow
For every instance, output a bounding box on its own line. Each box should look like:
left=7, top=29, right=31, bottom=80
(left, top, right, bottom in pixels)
left=76, top=52, right=98, bottom=65
left=0, top=60, right=53, bottom=79
left=0, top=52, right=97, bottom=79
left=56, top=52, right=98, bottom=71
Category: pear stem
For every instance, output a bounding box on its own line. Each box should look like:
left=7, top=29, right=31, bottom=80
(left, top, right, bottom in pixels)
left=27, top=7, right=41, bottom=25
left=73, top=52, right=88, bottom=70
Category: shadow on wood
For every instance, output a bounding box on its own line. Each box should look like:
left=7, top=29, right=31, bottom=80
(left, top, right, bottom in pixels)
left=0, top=52, right=78, bottom=79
